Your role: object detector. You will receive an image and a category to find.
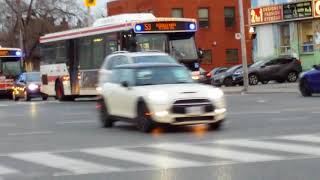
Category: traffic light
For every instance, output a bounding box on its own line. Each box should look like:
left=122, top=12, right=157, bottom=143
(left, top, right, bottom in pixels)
left=249, top=26, right=257, bottom=40
left=84, top=0, right=96, bottom=7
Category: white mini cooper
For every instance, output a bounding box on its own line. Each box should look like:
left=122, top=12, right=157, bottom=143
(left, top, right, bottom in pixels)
left=97, top=63, right=226, bottom=132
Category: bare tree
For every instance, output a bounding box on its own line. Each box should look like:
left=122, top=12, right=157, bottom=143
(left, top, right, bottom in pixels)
left=0, top=0, right=86, bottom=70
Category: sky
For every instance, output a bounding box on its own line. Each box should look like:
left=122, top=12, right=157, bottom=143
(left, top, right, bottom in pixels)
left=78, top=0, right=109, bottom=18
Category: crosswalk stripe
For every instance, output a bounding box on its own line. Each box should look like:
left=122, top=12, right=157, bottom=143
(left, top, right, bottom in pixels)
left=216, top=139, right=320, bottom=156
left=278, top=134, right=320, bottom=143
left=9, top=152, right=122, bottom=175
left=82, top=147, right=203, bottom=168
left=0, top=165, right=19, bottom=175
left=151, top=143, right=283, bottom=162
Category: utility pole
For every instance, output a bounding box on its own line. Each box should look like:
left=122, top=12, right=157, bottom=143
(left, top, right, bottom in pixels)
left=16, top=0, right=23, bottom=50
left=87, top=6, right=92, bottom=26
left=238, top=0, right=249, bottom=92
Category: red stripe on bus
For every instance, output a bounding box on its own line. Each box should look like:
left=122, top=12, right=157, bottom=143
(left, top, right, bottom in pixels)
left=40, top=23, right=130, bottom=42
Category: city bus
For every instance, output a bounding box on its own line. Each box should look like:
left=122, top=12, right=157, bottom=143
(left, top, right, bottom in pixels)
left=0, top=47, right=23, bottom=98
left=39, top=13, right=200, bottom=101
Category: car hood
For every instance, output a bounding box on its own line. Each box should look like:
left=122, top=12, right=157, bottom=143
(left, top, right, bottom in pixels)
left=134, top=83, right=223, bottom=103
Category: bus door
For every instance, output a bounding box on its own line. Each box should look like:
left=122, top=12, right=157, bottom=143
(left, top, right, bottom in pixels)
left=68, top=39, right=80, bottom=95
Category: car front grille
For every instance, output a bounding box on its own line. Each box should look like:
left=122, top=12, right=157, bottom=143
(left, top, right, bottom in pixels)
left=175, top=116, right=214, bottom=122
left=171, top=99, right=214, bottom=114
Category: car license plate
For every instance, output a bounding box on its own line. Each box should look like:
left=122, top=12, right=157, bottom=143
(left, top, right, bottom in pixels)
left=232, top=77, right=236, bottom=81
left=186, top=106, right=204, bottom=114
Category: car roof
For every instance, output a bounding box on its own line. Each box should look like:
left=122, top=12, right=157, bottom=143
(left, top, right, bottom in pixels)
left=114, top=63, right=183, bottom=69
left=109, top=51, right=169, bottom=58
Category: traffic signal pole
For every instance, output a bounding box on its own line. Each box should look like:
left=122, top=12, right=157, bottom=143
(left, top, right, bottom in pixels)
left=238, top=0, right=249, bottom=92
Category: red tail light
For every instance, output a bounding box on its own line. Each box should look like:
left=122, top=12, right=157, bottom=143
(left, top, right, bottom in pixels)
left=206, top=72, right=211, bottom=78
left=297, top=60, right=301, bottom=64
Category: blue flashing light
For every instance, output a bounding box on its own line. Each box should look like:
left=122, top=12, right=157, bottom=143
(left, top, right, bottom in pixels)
left=135, top=25, right=142, bottom=32
left=15, top=51, right=22, bottom=57
left=189, top=23, right=196, bottom=30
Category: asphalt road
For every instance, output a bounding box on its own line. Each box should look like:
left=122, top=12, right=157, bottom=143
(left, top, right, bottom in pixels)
left=0, top=93, right=320, bottom=180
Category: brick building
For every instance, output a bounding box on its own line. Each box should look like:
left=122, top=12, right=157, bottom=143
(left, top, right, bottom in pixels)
left=107, top=0, right=252, bottom=71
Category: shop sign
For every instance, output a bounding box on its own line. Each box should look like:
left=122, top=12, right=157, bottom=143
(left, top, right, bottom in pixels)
left=250, top=5, right=283, bottom=25
left=314, top=0, right=320, bottom=18
left=283, top=1, right=312, bottom=20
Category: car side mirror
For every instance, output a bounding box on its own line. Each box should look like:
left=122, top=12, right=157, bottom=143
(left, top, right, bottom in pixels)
left=121, top=81, right=129, bottom=88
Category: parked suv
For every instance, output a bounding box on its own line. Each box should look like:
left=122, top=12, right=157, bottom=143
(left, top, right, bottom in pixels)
left=233, top=57, right=302, bottom=85
left=98, top=51, right=178, bottom=89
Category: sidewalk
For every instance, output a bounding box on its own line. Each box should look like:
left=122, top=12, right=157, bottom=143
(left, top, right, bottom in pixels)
left=221, top=82, right=299, bottom=94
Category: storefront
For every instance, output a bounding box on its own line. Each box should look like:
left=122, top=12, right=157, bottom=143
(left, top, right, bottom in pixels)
left=250, top=0, right=320, bottom=70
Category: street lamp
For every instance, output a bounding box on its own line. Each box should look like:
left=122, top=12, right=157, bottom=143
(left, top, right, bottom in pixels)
left=238, top=0, right=249, bottom=92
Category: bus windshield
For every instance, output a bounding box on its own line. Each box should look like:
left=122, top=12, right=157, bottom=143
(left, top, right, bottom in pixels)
left=170, top=37, right=198, bottom=60
left=135, top=34, right=167, bottom=52
left=0, top=58, right=22, bottom=76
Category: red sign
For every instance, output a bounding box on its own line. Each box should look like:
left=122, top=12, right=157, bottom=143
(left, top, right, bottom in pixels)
left=250, top=5, right=283, bottom=25
left=314, top=0, right=320, bottom=17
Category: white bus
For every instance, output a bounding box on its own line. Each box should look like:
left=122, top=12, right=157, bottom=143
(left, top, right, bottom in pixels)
left=39, top=13, right=200, bottom=101
left=0, top=47, right=23, bottom=98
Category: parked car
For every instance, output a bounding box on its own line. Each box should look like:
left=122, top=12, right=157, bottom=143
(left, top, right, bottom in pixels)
left=98, top=51, right=178, bottom=90
left=97, top=63, right=226, bottom=132
left=212, top=65, right=242, bottom=87
left=233, top=57, right=302, bottom=85
left=299, top=65, right=320, bottom=97
left=12, top=72, right=48, bottom=101
left=197, top=68, right=211, bottom=84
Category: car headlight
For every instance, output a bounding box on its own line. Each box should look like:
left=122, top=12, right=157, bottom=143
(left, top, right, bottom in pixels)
left=28, top=84, right=39, bottom=91
left=234, top=70, right=243, bottom=75
left=208, top=88, right=224, bottom=99
left=148, top=91, right=169, bottom=103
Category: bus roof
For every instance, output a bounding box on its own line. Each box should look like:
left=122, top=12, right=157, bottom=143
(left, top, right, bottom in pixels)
left=0, top=47, right=22, bottom=58
left=39, top=13, right=197, bottom=44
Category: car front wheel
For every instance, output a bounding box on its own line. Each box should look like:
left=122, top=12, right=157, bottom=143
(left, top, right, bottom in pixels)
left=208, top=120, right=224, bottom=130
left=223, top=78, right=233, bottom=87
left=299, top=78, right=312, bottom=97
left=249, top=74, right=259, bottom=85
left=98, top=99, right=114, bottom=128
left=137, top=103, right=154, bottom=133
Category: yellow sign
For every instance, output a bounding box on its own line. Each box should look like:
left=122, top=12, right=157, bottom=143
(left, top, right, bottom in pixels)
left=84, top=0, right=96, bottom=7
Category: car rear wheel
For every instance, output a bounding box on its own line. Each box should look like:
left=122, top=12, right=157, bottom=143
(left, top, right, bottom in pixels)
left=299, top=78, right=312, bottom=97
left=137, top=103, right=154, bottom=133
left=98, top=99, right=114, bottom=128
left=223, top=78, right=233, bottom=87
left=42, top=96, right=48, bottom=101
left=261, top=80, right=269, bottom=84
left=249, top=74, right=259, bottom=85
left=287, top=72, right=298, bottom=82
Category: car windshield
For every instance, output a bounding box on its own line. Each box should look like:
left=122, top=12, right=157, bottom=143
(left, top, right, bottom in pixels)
left=226, top=65, right=241, bottom=73
left=26, top=73, right=40, bottom=82
left=132, top=55, right=177, bottom=64
left=135, top=66, right=194, bottom=86
left=169, top=37, right=198, bottom=60
left=0, top=58, right=22, bottom=76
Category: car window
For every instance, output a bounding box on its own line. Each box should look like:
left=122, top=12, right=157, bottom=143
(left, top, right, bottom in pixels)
left=106, top=56, right=129, bottom=70
left=278, top=58, right=293, bottom=64
left=26, top=73, right=40, bottom=82
left=132, top=55, right=177, bottom=64
left=118, top=69, right=134, bottom=85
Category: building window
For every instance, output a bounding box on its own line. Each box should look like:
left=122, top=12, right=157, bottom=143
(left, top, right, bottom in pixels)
left=198, top=8, right=209, bottom=28
left=201, top=50, right=212, bottom=64
left=299, top=21, right=314, bottom=53
left=171, top=8, right=183, bottom=18
left=226, top=49, right=239, bottom=63
left=279, top=24, right=291, bottom=55
left=224, top=7, right=235, bottom=28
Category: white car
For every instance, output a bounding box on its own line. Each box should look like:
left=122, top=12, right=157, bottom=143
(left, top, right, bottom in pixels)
left=97, top=63, right=227, bottom=132
left=98, top=51, right=178, bottom=89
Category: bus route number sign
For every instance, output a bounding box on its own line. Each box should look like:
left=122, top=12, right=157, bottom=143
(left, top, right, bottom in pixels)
left=135, top=21, right=197, bottom=32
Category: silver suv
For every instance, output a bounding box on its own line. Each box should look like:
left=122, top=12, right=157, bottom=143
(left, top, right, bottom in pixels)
left=98, top=51, right=179, bottom=90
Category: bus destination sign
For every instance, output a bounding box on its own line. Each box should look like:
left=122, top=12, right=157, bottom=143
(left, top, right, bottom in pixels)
left=0, top=50, right=10, bottom=56
left=0, top=50, right=22, bottom=57
left=134, top=21, right=197, bottom=33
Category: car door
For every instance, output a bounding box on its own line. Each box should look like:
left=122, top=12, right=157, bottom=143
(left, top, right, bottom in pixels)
left=259, top=59, right=279, bottom=80
left=108, top=68, right=137, bottom=118
left=309, top=68, right=320, bottom=92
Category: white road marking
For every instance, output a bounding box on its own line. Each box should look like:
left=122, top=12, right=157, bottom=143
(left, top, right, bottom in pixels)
left=216, top=139, right=320, bottom=156
left=0, top=123, right=16, bottom=127
left=278, top=134, right=320, bottom=143
left=9, top=152, right=121, bottom=175
left=56, top=120, right=96, bottom=125
left=0, top=165, right=19, bottom=175
left=0, top=104, right=8, bottom=107
left=82, top=147, right=202, bottom=168
left=269, top=116, right=308, bottom=122
left=151, top=143, right=283, bottom=162
left=8, top=131, right=53, bottom=136
left=229, top=111, right=281, bottom=115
